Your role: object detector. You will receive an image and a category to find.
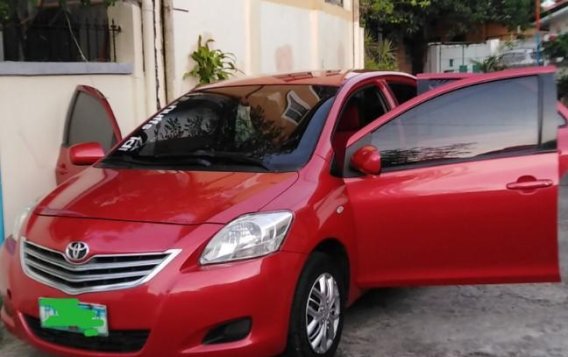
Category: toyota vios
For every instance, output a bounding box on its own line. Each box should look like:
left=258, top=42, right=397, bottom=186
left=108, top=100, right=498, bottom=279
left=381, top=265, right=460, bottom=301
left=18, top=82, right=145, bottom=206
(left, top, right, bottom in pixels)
left=1, top=67, right=565, bottom=357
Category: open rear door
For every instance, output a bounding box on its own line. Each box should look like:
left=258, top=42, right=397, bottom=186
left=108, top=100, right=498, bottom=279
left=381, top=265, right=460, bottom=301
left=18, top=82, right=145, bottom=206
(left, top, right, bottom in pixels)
left=344, top=66, right=561, bottom=287
left=55, top=86, right=122, bottom=185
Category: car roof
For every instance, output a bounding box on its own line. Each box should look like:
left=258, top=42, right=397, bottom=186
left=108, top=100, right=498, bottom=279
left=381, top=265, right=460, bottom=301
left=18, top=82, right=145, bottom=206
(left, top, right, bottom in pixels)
left=197, top=70, right=416, bottom=89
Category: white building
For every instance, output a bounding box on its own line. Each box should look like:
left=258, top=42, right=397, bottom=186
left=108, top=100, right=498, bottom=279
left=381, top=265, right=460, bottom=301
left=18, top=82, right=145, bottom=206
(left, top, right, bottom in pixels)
left=541, top=0, right=568, bottom=35
left=0, top=0, right=364, bottom=238
left=424, top=40, right=501, bottom=73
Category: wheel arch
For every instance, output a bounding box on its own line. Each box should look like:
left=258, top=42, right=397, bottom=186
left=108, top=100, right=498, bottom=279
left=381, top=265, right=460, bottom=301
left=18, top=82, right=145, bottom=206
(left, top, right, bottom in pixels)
left=309, top=237, right=362, bottom=305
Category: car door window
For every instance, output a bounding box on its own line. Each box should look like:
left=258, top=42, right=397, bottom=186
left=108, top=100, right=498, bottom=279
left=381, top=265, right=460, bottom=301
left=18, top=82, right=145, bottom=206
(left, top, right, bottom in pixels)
left=557, top=112, right=567, bottom=127
left=334, top=85, right=389, bottom=135
left=372, top=77, right=540, bottom=170
left=356, top=85, right=389, bottom=126
left=387, top=82, right=417, bottom=105
left=65, top=91, right=116, bottom=152
left=332, top=85, right=389, bottom=166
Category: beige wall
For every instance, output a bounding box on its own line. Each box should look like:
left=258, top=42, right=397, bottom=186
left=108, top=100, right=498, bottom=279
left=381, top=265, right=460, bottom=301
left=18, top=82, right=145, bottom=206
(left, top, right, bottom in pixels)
left=167, top=0, right=364, bottom=99
left=0, top=75, right=145, bottom=235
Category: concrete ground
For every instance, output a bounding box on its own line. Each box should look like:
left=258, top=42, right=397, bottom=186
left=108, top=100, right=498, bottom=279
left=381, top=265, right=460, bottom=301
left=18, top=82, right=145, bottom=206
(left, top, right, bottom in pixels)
left=1, top=189, right=567, bottom=357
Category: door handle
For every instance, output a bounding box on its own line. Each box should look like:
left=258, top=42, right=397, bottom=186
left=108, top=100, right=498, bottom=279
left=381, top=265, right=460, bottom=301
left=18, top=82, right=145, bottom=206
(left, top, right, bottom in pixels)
left=506, top=179, right=553, bottom=190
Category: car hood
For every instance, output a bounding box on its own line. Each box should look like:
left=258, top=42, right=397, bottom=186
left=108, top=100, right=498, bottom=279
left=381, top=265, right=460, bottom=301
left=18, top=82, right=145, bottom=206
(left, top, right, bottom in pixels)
left=36, top=168, right=299, bottom=225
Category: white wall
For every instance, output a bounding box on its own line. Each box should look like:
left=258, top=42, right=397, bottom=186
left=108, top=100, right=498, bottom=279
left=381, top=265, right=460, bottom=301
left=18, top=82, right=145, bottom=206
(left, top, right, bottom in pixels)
left=317, top=11, right=354, bottom=69
left=550, top=12, right=568, bottom=34
left=167, top=0, right=364, bottom=99
left=0, top=75, right=145, bottom=234
left=546, top=10, right=568, bottom=34
left=259, top=3, right=314, bottom=73
left=168, top=0, right=250, bottom=98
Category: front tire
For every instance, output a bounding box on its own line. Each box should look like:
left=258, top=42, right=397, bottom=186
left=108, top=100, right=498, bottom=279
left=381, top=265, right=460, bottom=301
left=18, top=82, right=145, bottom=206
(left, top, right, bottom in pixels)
left=284, top=252, right=345, bottom=357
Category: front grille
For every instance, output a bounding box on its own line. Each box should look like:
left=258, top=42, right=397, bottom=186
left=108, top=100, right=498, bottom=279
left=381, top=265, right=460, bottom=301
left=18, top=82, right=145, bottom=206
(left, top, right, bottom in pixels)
left=25, top=315, right=149, bottom=353
left=21, top=240, right=180, bottom=294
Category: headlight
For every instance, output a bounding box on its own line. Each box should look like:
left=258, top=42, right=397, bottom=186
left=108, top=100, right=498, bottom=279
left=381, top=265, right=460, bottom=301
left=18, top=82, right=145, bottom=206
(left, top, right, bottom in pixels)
left=200, top=211, right=293, bottom=265
left=12, top=206, right=33, bottom=242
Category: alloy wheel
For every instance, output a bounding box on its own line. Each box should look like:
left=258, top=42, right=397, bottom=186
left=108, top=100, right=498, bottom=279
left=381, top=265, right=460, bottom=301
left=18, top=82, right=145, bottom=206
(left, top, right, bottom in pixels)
left=305, top=272, right=341, bottom=354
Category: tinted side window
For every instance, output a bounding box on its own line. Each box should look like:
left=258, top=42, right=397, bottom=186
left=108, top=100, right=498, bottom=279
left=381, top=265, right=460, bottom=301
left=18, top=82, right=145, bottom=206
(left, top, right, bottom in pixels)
left=372, top=77, right=539, bottom=170
left=343, top=86, right=389, bottom=127
left=388, top=83, right=417, bottom=105
left=66, top=92, right=115, bottom=152
left=558, top=113, right=567, bottom=127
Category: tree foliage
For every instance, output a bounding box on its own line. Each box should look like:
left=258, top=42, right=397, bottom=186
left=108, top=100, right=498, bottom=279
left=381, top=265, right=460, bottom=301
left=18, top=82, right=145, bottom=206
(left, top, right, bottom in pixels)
left=361, top=0, right=535, bottom=73
left=362, top=0, right=534, bottom=35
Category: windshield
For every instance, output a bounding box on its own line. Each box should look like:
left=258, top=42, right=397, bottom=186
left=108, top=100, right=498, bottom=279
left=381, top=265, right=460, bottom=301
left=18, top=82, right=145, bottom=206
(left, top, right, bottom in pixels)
left=103, top=85, right=337, bottom=172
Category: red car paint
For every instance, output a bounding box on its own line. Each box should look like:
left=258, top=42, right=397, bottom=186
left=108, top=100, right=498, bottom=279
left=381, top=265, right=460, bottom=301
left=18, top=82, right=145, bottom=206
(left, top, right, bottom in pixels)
left=1, top=67, right=564, bottom=357
left=56, top=86, right=122, bottom=185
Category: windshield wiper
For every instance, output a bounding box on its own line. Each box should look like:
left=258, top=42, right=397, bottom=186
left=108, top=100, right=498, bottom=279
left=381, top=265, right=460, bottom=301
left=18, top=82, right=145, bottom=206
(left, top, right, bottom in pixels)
left=104, top=155, right=212, bottom=168
left=151, top=150, right=270, bottom=170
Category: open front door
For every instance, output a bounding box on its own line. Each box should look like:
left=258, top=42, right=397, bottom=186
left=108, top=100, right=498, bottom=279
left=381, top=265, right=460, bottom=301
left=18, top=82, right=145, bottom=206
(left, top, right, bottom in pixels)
left=55, top=86, right=122, bottom=184
left=344, top=67, right=561, bottom=287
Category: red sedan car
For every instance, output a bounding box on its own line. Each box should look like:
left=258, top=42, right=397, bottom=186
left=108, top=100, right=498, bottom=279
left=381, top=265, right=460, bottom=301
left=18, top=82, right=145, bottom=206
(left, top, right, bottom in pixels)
left=1, top=66, right=565, bottom=357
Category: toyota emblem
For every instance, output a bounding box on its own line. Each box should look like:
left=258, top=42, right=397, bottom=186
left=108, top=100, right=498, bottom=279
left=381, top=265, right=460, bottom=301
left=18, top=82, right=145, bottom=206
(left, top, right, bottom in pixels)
left=65, top=242, right=89, bottom=262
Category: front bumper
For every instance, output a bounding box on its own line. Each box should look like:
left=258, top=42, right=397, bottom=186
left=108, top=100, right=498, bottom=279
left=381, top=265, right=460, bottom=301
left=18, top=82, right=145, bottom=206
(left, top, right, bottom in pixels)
left=0, top=227, right=306, bottom=357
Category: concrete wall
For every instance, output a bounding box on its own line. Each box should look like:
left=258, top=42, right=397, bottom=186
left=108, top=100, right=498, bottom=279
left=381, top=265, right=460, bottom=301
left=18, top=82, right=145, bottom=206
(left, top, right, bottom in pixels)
left=167, top=0, right=250, bottom=98
left=167, top=0, right=364, bottom=100
left=0, top=1, right=147, bottom=236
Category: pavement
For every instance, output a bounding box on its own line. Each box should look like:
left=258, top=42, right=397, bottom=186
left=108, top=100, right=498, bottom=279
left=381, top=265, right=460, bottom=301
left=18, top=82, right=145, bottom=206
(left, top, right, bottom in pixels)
left=1, top=188, right=567, bottom=357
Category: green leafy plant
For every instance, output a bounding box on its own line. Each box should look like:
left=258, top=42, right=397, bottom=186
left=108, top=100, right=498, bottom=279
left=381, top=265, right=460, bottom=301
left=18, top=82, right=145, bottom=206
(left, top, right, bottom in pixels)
left=185, top=36, right=238, bottom=85
left=471, top=54, right=506, bottom=73
left=365, top=35, right=398, bottom=71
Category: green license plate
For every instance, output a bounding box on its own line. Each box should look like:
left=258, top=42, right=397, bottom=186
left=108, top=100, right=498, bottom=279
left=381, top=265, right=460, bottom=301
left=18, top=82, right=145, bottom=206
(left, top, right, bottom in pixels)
left=39, top=298, right=108, bottom=337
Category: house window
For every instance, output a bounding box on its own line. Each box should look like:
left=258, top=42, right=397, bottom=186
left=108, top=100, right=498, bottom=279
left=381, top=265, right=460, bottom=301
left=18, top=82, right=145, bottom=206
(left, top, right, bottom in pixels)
left=325, top=0, right=344, bottom=7
left=0, top=0, right=120, bottom=62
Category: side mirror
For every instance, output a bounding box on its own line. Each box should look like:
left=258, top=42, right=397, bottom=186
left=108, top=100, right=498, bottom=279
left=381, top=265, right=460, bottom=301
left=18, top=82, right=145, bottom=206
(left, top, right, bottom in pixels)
left=69, top=142, right=105, bottom=166
left=350, top=145, right=382, bottom=175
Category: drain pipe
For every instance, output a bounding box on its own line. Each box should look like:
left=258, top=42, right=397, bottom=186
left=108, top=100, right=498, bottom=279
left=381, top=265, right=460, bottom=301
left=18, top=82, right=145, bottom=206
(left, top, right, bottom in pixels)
left=141, top=0, right=166, bottom=114
left=162, top=0, right=174, bottom=102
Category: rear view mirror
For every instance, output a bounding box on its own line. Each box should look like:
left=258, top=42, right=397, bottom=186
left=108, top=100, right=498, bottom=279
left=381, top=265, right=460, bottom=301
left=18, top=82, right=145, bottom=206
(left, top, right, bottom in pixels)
left=69, top=142, right=105, bottom=166
left=350, top=145, right=382, bottom=175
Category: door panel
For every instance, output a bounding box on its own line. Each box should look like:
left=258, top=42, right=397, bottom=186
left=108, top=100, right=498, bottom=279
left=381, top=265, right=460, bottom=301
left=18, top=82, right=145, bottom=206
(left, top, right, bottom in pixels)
left=56, top=86, right=121, bottom=185
left=348, top=154, right=559, bottom=287
left=345, top=67, right=560, bottom=287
